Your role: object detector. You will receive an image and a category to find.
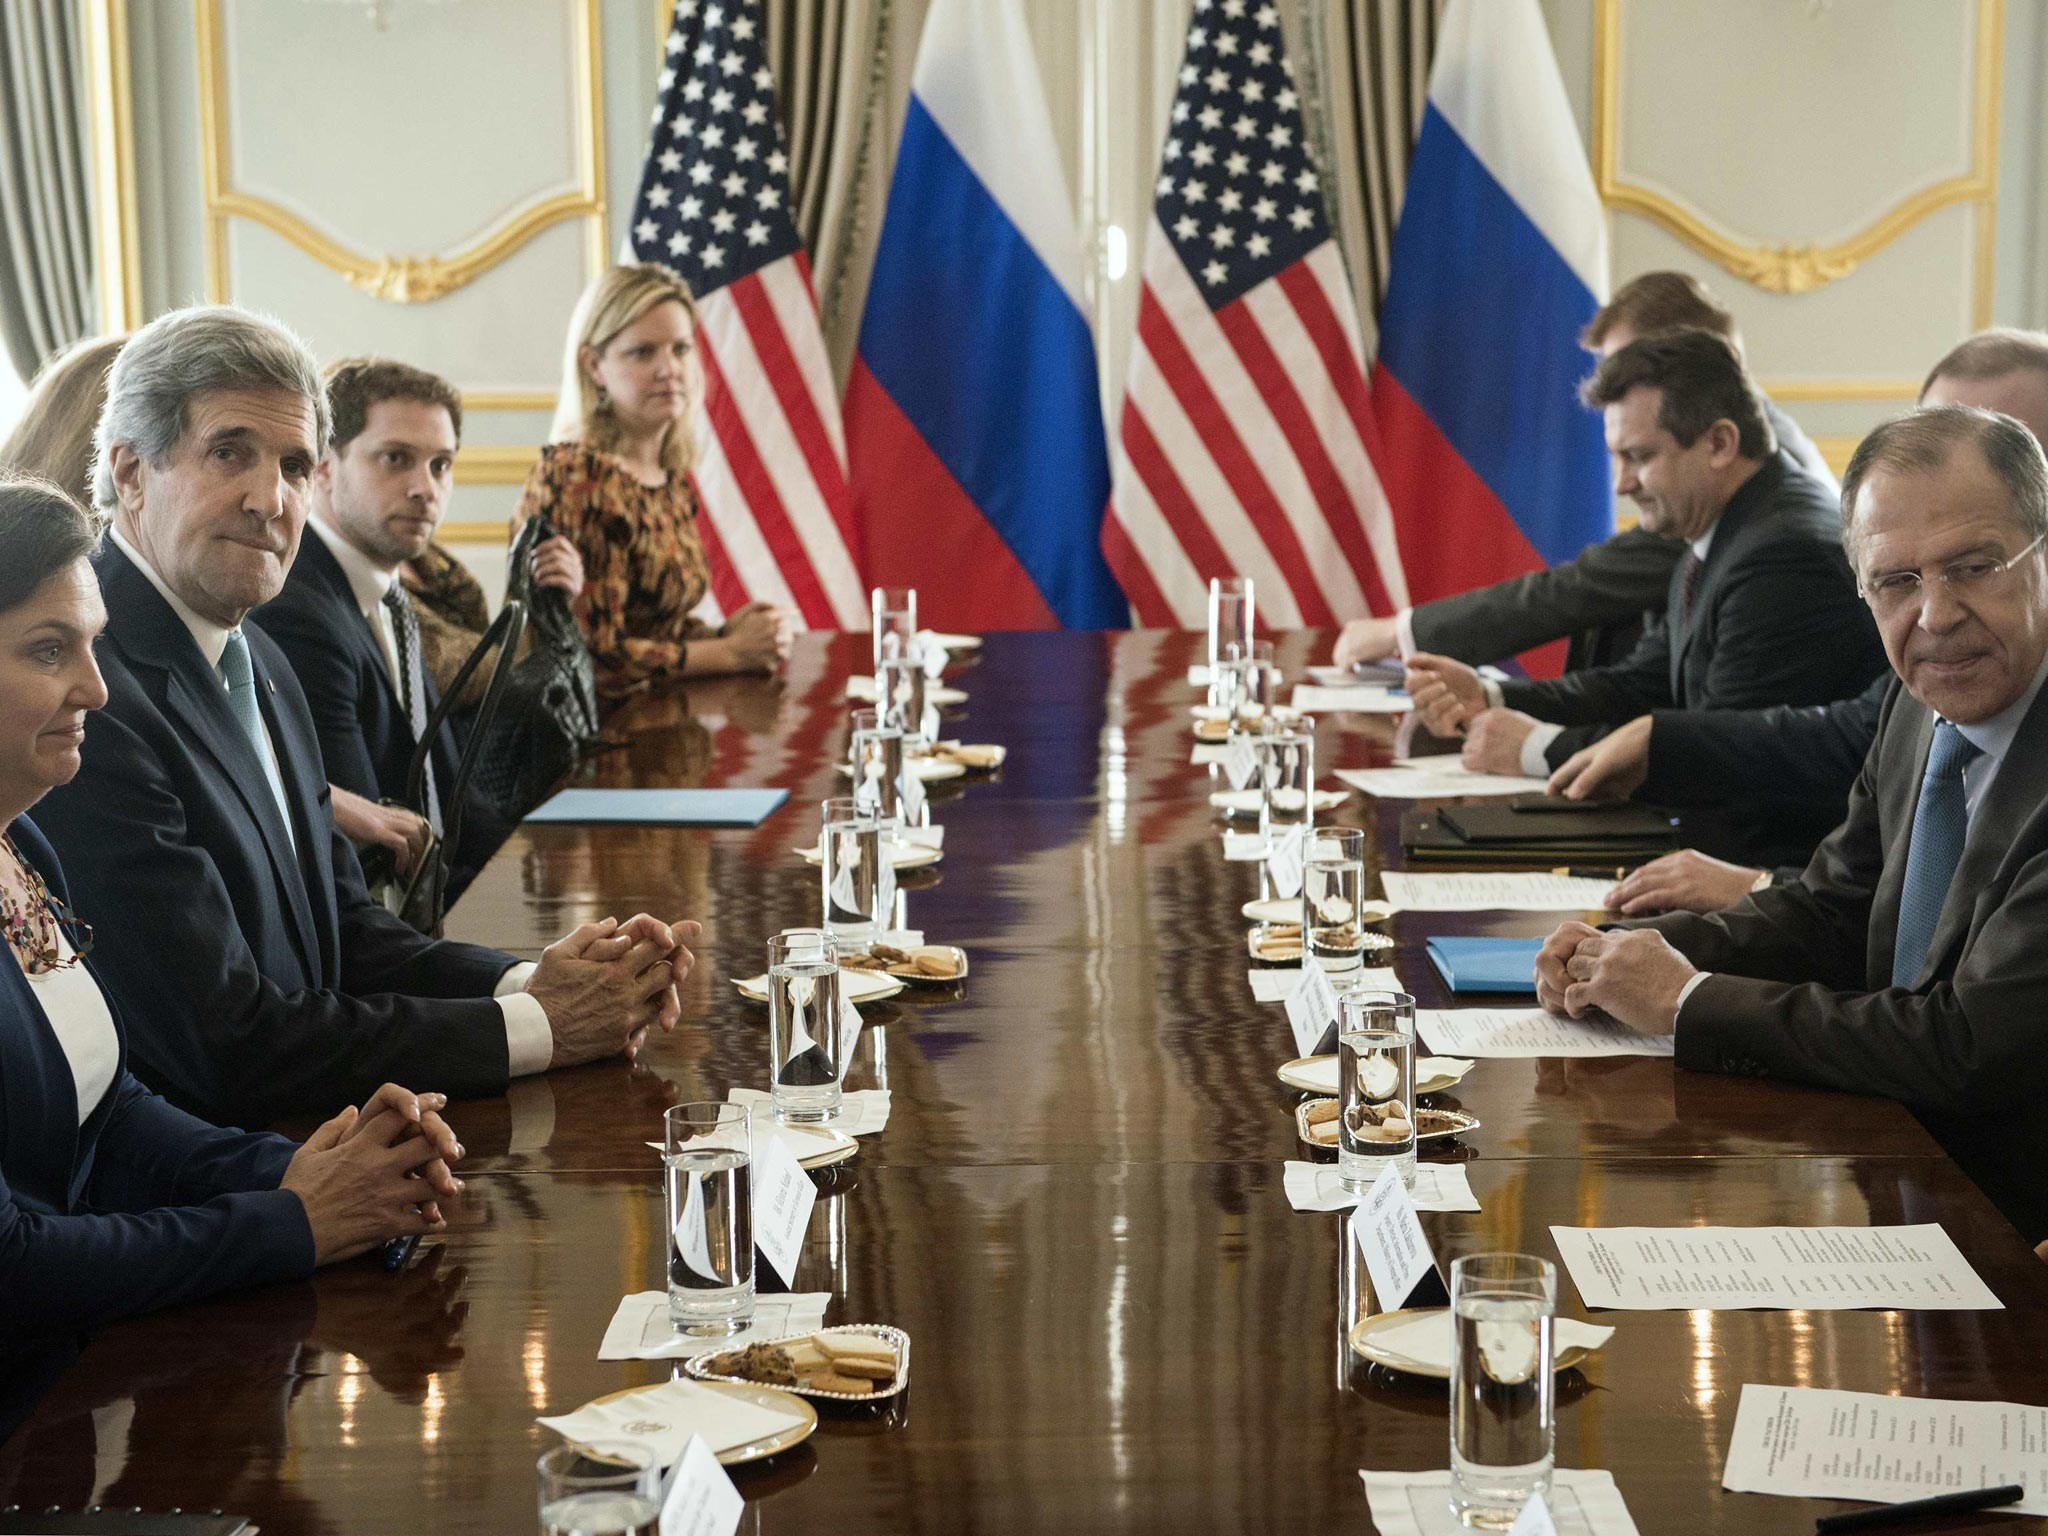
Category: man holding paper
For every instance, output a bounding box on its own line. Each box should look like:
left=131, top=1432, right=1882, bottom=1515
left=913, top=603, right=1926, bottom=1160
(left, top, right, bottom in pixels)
left=1535, top=406, right=2048, bottom=1245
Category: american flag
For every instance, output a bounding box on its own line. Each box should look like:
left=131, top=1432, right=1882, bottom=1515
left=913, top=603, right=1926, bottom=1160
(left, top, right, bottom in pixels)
left=626, top=0, right=866, bottom=629
left=1102, top=0, right=1408, bottom=629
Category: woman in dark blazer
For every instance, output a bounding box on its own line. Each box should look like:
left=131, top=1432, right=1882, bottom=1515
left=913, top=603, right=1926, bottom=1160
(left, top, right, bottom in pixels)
left=0, top=475, right=463, bottom=1442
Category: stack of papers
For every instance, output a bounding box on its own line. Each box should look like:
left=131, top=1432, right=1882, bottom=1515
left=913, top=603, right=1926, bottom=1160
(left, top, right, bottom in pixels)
left=1291, top=683, right=1408, bottom=714
left=1336, top=763, right=1552, bottom=800
left=598, top=1292, right=831, bottom=1360
left=1359, top=1470, right=1641, bottom=1535
left=1417, top=1009, right=1673, bottom=1059
left=1381, top=871, right=1613, bottom=912
left=525, top=788, right=790, bottom=826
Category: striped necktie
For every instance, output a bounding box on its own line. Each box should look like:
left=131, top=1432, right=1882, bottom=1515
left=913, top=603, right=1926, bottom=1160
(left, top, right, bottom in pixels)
left=219, top=628, right=295, bottom=845
left=1890, top=720, right=1982, bottom=987
left=381, top=585, right=443, bottom=836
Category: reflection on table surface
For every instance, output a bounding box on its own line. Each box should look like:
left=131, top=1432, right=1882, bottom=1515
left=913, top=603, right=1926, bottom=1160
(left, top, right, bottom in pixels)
left=6, top=630, right=2043, bottom=1535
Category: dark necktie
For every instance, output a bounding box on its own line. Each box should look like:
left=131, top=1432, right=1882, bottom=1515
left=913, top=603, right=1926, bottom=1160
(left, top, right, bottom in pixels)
left=1678, top=551, right=1705, bottom=625
left=381, top=585, right=442, bottom=836
left=1891, top=720, right=1982, bottom=987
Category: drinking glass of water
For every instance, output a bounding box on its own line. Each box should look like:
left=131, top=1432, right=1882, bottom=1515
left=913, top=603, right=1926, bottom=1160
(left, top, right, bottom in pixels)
left=1247, top=639, right=1279, bottom=720
left=663, top=1102, right=754, bottom=1336
left=1257, top=716, right=1315, bottom=846
left=1304, top=826, right=1367, bottom=987
left=877, top=654, right=930, bottom=746
left=821, top=796, right=893, bottom=947
left=1207, top=576, right=1253, bottom=673
left=767, top=929, right=844, bottom=1124
left=536, top=1441, right=658, bottom=1536
left=871, top=585, right=917, bottom=671
left=1209, top=641, right=1257, bottom=723
left=1449, top=1252, right=1557, bottom=1529
left=1337, top=989, right=1416, bottom=1191
left=848, top=708, right=904, bottom=822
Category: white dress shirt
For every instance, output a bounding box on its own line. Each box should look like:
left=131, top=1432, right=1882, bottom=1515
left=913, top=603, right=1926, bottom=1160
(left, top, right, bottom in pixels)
left=107, top=527, right=553, bottom=1075
left=28, top=929, right=120, bottom=1125
left=1489, top=524, right=1719, bottom=778
left=307, top=514, right=405, bottom=691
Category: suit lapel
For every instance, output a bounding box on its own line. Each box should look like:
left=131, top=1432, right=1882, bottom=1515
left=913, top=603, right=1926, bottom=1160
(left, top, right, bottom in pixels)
left=98, top=545, right=324, bottom=974
left=248, top=635, right=342, bottom=977
left=1869, top=701, right=1933, bottom=987
left=1911, top=683, right=2048, bottom=986
left=1669, top=456, right=1781, bottom=698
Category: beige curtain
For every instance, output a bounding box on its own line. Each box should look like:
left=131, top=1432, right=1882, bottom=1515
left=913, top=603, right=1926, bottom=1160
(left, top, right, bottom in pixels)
left=0, top=0, right=95, bottom=380
left=1293, top=0, right=1437, bottom=356
left=760, top=0, right=904, bottom=384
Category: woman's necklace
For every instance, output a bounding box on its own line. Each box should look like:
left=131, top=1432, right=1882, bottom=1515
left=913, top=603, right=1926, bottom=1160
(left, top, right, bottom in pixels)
left=0, top=834, right=91, bottom=976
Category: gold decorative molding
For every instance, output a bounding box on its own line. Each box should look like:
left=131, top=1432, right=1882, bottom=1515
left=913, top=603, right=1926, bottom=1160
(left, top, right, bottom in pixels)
left=452, top=444, right=542, bottom=487
left=195, top=0, right=609, bottom=305
left=1811, top=435, right=1862, bottom=478
left=1758, top=378, right=1923, bottom=403
left=1593, top=0, right=2001, bottom=317
left=81, top=0, right=142, bottom=331
left=438, top=519, right=518, bottom=546
left=462, top=389, right=559, bottom=413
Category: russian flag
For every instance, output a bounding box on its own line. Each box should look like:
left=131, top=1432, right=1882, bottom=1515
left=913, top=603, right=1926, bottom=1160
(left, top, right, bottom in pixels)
left=844, top=0, right=1127, bottom=632
left=1370, top=0, right=1610, bottom=673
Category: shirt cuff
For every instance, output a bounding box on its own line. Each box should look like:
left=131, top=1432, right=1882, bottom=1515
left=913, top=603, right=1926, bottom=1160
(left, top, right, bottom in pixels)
left=496, top=963, right=553, bottom=1077
left=1674, top=970, right=1714, bottom=1020
left=1395, top=608, right=1417, bottom=660
left=1481, top=677, right=1505, bottom=709
left=1519, top=722, right=1564, bottom=777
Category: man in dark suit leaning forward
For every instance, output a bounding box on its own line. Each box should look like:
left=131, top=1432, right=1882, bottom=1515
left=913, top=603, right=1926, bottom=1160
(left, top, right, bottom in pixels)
left=1407, top=330, right=1887, bottom=796
left=1536, top=406, right=2048, bottom=1246
left=34, top=305, right=694, bottom=1128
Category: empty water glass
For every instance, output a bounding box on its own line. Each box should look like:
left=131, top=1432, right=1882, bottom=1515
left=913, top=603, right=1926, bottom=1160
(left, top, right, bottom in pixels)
left=849, top=708, right=904, bottom=822
left=1304, top=826, right=1368, bottom=986
left=1337, top=989, right=1416, bottom=1191
left=872, top=585, right=917, bottom=671
left=537, top=1441, right=659, bottom=1536
left=1257, top=716, right=1315, bottom=846
left=767, top=929, right=844, bottom=1124
left=821, top=796, right=893, bottom=946
left=1208, top=576, right=1254, bottom=672
left=663, top=1101, right=754, bottom=1336
left=1450, top=1253, right=1557, bottom=1528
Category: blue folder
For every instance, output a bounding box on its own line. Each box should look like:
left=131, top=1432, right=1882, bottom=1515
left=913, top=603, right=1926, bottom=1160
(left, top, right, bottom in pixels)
left=1425, top=936, right=1542, bottom=994
left=524, top=788, right=789, bottom=827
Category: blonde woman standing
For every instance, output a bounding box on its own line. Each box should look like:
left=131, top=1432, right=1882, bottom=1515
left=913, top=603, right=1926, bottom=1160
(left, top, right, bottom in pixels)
left=517, top=264, right=787, bottom=701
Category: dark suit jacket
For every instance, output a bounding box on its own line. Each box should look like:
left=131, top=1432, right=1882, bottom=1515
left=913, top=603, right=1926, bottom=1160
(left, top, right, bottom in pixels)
left=1632, top=678, right=2048, bottom=1243
left=253, top=531, right=511, bottom=899
left=1, top=817, right=313, bottom=1441
left=1407, top=399, right=1834, bottom=671
left=32, top=543, right=521, bottom=1128
left=1498, top=451, right=1886, bottom=766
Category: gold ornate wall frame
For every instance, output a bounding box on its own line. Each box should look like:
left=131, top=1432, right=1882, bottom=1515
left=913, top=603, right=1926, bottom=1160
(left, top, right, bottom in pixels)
left=82, top=0, right=143, bottom=332
left=1594, top=0, right=2002, bottom=403
left=194, top=0, right=609, bottom=307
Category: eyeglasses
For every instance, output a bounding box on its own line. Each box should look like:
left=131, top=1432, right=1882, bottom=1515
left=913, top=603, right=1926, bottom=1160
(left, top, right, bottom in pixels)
left=1859, top=533, right=2045, bottom=615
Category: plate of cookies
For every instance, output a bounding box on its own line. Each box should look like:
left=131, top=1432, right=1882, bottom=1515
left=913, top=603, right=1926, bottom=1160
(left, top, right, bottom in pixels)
left=1248, top=923, right=1304, bottom=963
left=841, top=942, right=968, bottom=985
left=688, top=1325, right=911, bottom=1403
left=926, top=740, right=1006, bottom=771
left=1295, top=1097, right=1480, bottom=1150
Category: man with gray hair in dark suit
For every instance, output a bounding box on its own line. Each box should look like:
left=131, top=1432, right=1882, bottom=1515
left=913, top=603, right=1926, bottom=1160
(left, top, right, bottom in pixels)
left=1535, top=404, right=2048, bottom=1247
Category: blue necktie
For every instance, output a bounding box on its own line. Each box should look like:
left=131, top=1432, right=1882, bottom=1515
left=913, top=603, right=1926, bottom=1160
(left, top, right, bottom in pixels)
left=1891, top=720, right=1982, bottom=987
left=219, top=628, right=295, bottom=846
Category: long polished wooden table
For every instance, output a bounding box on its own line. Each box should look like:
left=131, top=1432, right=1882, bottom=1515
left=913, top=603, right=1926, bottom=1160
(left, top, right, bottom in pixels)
left=6, top=629, right=2047, bottom=1533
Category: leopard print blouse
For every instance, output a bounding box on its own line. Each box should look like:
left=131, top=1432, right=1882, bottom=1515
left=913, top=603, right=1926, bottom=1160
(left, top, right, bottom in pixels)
left=515, top=442, right=716, bottom=700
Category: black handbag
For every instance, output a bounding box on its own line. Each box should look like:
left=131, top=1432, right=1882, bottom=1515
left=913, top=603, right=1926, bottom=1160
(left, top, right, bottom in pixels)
left=467, top=516, right=607, bottom=820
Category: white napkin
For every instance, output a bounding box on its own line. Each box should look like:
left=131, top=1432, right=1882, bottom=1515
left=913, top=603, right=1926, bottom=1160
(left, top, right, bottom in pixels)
left=1283, top=1160, right=1479, bottom=1213
left=538, top=1377, right=807, bottom=1464
left=1359, top=1470, right=1641, bottom=1536
left=596, top=1291, right=831, bottom=1361
left=1249, top=966, right=1402, bottom=1004
left=1362, top=1310, right=1614, bottom=1375
left=728, top=1086, right=890, bottom=1137
left=896, top=825, right=944, bottom=850
left=1223, top=830, right=1269, bottom=861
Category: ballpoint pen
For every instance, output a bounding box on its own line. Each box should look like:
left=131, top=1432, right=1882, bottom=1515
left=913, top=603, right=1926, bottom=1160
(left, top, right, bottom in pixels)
left=1813, top=1483, right=2026, bottom=1532
left=1551, top=865, right=1630, bottom=881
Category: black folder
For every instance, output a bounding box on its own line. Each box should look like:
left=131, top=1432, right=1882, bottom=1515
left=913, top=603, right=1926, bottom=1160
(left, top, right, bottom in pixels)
left=1402, top=803, right=1679, bottom=862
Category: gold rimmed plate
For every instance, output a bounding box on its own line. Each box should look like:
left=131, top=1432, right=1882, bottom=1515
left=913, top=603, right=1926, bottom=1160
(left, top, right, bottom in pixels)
left=732, top=967, right=907, bottom=1006
left=578, top=1380, right=817, bottom=1466
left=795, top=839, right=943, bottom=871
left=1278, top=1055, right=1475, bottom=1097
left=1294, top=1098, right=1479, bottom=1150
